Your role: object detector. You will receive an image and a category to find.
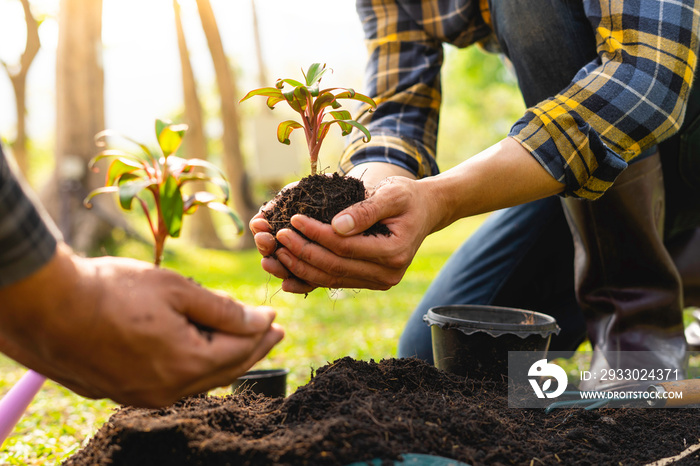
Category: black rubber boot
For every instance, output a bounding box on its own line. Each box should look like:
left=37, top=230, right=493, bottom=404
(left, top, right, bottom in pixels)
left=562, top=153, right=687, bottom=391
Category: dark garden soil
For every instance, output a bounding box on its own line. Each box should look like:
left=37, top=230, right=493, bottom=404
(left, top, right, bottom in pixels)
left=64, top=357, right=700, bottom=466
left=264, top=173, right=391, bottom=241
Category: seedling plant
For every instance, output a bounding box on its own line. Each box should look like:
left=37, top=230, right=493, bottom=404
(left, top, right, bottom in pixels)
left=84, top=118, right=243, bottom=266
left=240, top=63, right=376, bottom=175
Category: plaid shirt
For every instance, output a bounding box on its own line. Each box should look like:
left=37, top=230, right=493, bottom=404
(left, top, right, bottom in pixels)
left=340, top=0, right=700, bottom=199
left=0, top=145, right=59, bottom=287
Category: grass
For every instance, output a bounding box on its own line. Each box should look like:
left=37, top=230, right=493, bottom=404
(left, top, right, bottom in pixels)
left=0, top=215, right=487, bottom=465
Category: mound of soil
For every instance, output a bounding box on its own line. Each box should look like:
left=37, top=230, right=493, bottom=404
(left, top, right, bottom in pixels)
left=264, top=173, right=391, bottom=240
left=64, top=357, right=700, bottom=466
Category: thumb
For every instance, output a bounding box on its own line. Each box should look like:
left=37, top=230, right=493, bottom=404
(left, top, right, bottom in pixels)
left=179, top=284, right=276, bottom=335
left=331, top=194, right=389, bottom=236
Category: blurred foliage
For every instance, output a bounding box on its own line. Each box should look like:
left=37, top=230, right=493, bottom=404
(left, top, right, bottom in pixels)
left=437, top=45, right=526, bottom=170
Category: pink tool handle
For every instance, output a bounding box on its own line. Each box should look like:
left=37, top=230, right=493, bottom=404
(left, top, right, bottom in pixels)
left=0, top=370, right=46, bottom=446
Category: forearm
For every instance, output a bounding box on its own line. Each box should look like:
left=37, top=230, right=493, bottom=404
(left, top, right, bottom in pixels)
left=0, top=244, right=87, bottom=361
left=422, top=137, right=564, bottom=233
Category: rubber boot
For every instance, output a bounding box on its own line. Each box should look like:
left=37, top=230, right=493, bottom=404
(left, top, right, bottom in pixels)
left=667, top=227, right=700, bottom=351
left=562, top=153, right=687, bottom=391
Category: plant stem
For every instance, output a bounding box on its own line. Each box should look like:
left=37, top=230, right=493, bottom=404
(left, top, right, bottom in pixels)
left=154, top=235, right=165, bottom=267
left=302, top=93, right=320, bottom=175
left=149, top=186, right=166, bottom=267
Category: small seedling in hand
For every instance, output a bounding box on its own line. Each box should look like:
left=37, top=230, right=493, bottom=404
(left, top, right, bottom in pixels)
left=84, top=118, right=244, bottom=266
left=239, top=63, right=376, bottom=175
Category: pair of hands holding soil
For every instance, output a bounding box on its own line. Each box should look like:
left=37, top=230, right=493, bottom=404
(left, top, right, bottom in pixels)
left=251, top=162, right=439, bottom=294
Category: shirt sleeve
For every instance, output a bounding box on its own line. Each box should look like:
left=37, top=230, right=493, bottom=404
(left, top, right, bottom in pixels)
left=0, top=144, right=60, bottom=288
left=510, top=0, right=700, bottom=199
left=339, top=0, right=492, bottom=178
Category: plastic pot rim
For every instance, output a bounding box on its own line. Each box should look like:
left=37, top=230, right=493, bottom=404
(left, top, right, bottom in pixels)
left=236, top=369, right=289, bottom=380
left=424, top=304, right=560, bottom=339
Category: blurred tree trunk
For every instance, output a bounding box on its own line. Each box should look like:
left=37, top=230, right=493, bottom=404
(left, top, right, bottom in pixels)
left=1, top=0, right=40, bottom=177
left=251, top=0, right=268, bottom=88
left=173, top=0, right=224, bottom=249
left=195, top=0, right=257, bottom=249
left=41, top=0, right=114, bottom=252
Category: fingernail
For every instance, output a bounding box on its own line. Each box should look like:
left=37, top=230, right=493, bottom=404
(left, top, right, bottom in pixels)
left=333, top=214, right=355, bottom=235
left=290, top=215, right=305, bottom=233
left=276, top=229, right=290, bottom=246
left=244, top=305, right=274, bottom=329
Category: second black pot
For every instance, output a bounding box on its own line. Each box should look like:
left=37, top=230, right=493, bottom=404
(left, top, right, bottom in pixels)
left=232, top=369, right=289, bottom=398
left=424, top=305, right=560, bottom=380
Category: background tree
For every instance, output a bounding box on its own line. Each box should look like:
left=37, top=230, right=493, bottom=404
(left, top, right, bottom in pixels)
left=196, top=0, right=257, bottom=249
left=173, top=0, right=224, bottom=249
left=0, top=0, right=40, bottom=177
left=40, top=0, right=116, bottom=252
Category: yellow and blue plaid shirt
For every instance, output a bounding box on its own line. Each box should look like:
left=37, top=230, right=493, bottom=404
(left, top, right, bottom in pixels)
left=340, top=0, right=700, bottom=199
left=0, top=145, right=59, bottom=287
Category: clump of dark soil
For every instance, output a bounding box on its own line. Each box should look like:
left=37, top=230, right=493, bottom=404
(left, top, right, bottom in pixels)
left=64, top=357, right=700, bottom=466
left=264, top=173, right=391, bottom=240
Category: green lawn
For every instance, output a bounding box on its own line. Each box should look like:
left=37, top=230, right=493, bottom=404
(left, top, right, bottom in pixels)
left=0, top=215, right=487, bottom=465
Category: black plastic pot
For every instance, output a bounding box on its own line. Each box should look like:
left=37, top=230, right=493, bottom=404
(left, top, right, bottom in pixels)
left=424, top=305, right=559, bottom=380
left=232, top=369, right=289, bottom=398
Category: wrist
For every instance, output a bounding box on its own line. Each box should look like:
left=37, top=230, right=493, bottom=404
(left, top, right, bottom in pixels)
left=345, top=162, right=416, bottom=190
left=0, top=244, right=86, bottom=353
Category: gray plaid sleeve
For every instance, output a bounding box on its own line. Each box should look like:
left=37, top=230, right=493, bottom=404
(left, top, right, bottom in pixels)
left=0, top=145, right=60, bottom=287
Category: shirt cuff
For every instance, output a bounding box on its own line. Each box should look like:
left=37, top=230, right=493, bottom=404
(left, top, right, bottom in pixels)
left=339, top=133, right=440, bottom=179
left=510, top=110, right=628, bottom=199
left=0, top=149, right=61, bottom=288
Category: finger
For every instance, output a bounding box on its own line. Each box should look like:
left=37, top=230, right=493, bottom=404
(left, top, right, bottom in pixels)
left=175, top=282, right=277, bottom=335
left=281, top=277, right=318, bottom=294
left=284, top=217, right=398, bottom=264
left=249, top=215, right=271, bottom=235
left=254, top=231, right=277, bottom=257
left=275, top=242, right=400, bottom=290
left=181, top=323, right=285, bottom=398
left=261, top=256, right=291, bottom=279
left=260, top=255, right=318, bottom=293
left=331, top=187, right=402, bottom=236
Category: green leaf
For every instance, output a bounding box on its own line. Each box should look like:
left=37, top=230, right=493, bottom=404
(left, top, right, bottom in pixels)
left=323, top=119, right=372, bottom=140
left=183, top=191, right=217, bottom=214
left=83, top=186, right=118, bottom=208
left=155, top=119, right=188, bottom=158
left=118, top=177, right=154, bottom=211
left=329, top=110, right=352, bottom=121
left=312, top=92, right=337, bottom=115
left=106, top=158, right=146, bottom=186
left=239, top=87, right=284, bottom=103
left=277, top=120, right=303, bottom=145
left=94, top=129, right=154, bottom=160
left=303, top=63, right=328, bottom=86
left=176, top=158, right=231, bottom=199
left=276, top=78, right=305, bottom=89
left=207, top=202, right=245, bottom=235
left=164, top=155, right=190, bottom=176
left=266, top=94, right=286, bottom=109
left=159, top=174, right=184, bottom=237
left=88, top=150, right=145, bottom=172
left=333, top=90, right=378, bottom=110
left=284, top=86, right=310, bottom=113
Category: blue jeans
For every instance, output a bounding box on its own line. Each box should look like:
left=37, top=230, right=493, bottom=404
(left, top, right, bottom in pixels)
left=399, top=0, right=606, bottom=361
left=398, top=198, right=586, bottom=360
